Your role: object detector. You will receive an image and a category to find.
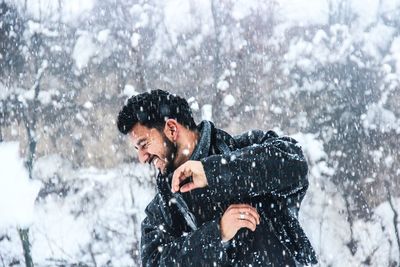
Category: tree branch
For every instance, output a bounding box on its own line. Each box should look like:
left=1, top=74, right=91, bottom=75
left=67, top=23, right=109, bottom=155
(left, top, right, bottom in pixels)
left=19, top=60, right=48, bottom=267
left=344, top=195, right=358, bottom=255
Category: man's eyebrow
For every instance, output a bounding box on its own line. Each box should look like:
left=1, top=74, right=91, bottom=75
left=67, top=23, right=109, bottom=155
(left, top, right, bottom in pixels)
left=135, top=137, right=147, bottom=148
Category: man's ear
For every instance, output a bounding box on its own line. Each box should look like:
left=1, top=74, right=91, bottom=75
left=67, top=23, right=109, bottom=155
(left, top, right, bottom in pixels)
left=164, top=119, right=179, bottom=141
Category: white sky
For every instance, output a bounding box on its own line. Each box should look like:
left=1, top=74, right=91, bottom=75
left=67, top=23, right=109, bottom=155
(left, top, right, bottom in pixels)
left=9, top=0, right=400, bottom=31
left=10, top=0, right=95, bottom=23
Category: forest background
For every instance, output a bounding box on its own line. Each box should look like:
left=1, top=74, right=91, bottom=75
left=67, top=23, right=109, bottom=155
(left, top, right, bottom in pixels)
left=0, top=0, right=399, bottom=266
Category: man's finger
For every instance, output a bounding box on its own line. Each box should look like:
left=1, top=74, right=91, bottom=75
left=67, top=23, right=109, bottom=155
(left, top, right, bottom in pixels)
left=171, top=169, right=184, bottom=192
left=234, top=210, right=258, bottom=226
left=180, top=182, right=196, bottom=193
left=239, top=208, right=260, bottom=225
left=230, top=204, right=258, bottom=213
left=171, top=165, right=193, bottom=192
left=228, top=205, right=260, bottom=224
left=171, top=167, right=185, bottom=192
left=236, top=219, right=256, bottom=232
left=171, top=176, right=177, bottom=193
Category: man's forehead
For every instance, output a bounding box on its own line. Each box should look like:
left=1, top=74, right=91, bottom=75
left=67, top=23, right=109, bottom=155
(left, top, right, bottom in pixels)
left=130, top=124, right=153, bottom=141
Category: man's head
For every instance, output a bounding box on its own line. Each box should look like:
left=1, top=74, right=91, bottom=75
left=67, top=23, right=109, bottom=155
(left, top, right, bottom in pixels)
left=117, top=89, right=198, bottom=174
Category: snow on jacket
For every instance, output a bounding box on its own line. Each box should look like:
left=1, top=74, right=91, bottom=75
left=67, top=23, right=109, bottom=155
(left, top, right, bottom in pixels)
left=140, top=120, right=317, bottom=266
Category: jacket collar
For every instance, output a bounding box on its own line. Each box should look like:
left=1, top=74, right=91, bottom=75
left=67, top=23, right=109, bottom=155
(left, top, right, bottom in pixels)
left=155, top=120, right=215, bottom=231
left=157, top=120, right=213, bottom=186
left=190, top=120, right=212, bottom=161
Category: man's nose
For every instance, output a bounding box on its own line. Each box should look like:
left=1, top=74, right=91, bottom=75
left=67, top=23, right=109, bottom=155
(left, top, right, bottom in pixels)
left=137, top=149, right=149, bottom=164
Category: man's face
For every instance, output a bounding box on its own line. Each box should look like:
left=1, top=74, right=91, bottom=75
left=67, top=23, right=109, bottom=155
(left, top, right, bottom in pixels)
left=129, top=123, right=176, bottom=174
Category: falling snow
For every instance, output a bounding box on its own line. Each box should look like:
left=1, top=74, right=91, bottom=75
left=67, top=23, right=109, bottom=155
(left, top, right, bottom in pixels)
left=0, top=0, right=399, bottom=266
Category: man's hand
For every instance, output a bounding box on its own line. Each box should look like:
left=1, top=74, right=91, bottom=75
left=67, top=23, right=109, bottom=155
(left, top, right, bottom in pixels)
left=220, top=204, right=260, bottom=242
left=171, top=160, right=207, bottom=193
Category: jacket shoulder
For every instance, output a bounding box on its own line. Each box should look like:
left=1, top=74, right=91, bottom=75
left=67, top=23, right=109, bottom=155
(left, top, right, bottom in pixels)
left=232, top=129, right=279, bottom=148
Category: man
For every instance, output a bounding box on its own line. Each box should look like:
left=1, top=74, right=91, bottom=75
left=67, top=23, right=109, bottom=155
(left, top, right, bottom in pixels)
left=117, top=89, right=317, bottom=266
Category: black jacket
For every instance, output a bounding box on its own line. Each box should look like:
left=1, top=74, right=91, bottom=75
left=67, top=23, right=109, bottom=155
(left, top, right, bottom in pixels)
left=140, top=121, right=317, bottom=266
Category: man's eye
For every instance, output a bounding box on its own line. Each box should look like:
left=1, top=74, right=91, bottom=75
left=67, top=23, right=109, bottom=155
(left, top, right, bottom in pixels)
left=141, top=142, right=149, bottom=149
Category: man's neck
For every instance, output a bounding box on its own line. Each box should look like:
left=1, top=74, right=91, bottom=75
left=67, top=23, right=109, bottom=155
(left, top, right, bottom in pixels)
left=173, top=129, right=200, bottom=168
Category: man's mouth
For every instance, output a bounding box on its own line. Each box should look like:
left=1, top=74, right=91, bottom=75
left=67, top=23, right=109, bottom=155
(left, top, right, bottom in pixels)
left=149, top=155, right=160, bottom=168
left=153, top=157, right=159, bottom=168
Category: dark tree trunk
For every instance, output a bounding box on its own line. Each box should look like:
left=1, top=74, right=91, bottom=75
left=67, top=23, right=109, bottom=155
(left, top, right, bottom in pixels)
left=18, top=229, right=33, bottom=267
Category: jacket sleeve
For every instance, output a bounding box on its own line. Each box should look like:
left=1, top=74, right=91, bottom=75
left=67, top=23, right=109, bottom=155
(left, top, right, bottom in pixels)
left=201, top=130, right=309, bottom=203
left=141, top=197, right=229, bottom=266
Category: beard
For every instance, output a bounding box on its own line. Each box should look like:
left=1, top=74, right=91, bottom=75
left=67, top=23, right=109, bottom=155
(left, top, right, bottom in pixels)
left=160, top=132, right=177, bottom=175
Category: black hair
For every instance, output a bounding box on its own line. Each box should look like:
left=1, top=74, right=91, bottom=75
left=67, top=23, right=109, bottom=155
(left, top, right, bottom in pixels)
left=117, top=89, right=197, bottom=134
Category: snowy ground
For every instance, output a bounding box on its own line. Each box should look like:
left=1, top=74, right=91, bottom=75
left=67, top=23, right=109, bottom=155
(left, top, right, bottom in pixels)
left=0, top=142, right=155, bottom=266
left=1, top=139, right=398, bottom=266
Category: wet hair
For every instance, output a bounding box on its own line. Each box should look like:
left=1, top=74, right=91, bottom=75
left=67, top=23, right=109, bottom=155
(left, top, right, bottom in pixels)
left=117, top=89, right=197, bottom=134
